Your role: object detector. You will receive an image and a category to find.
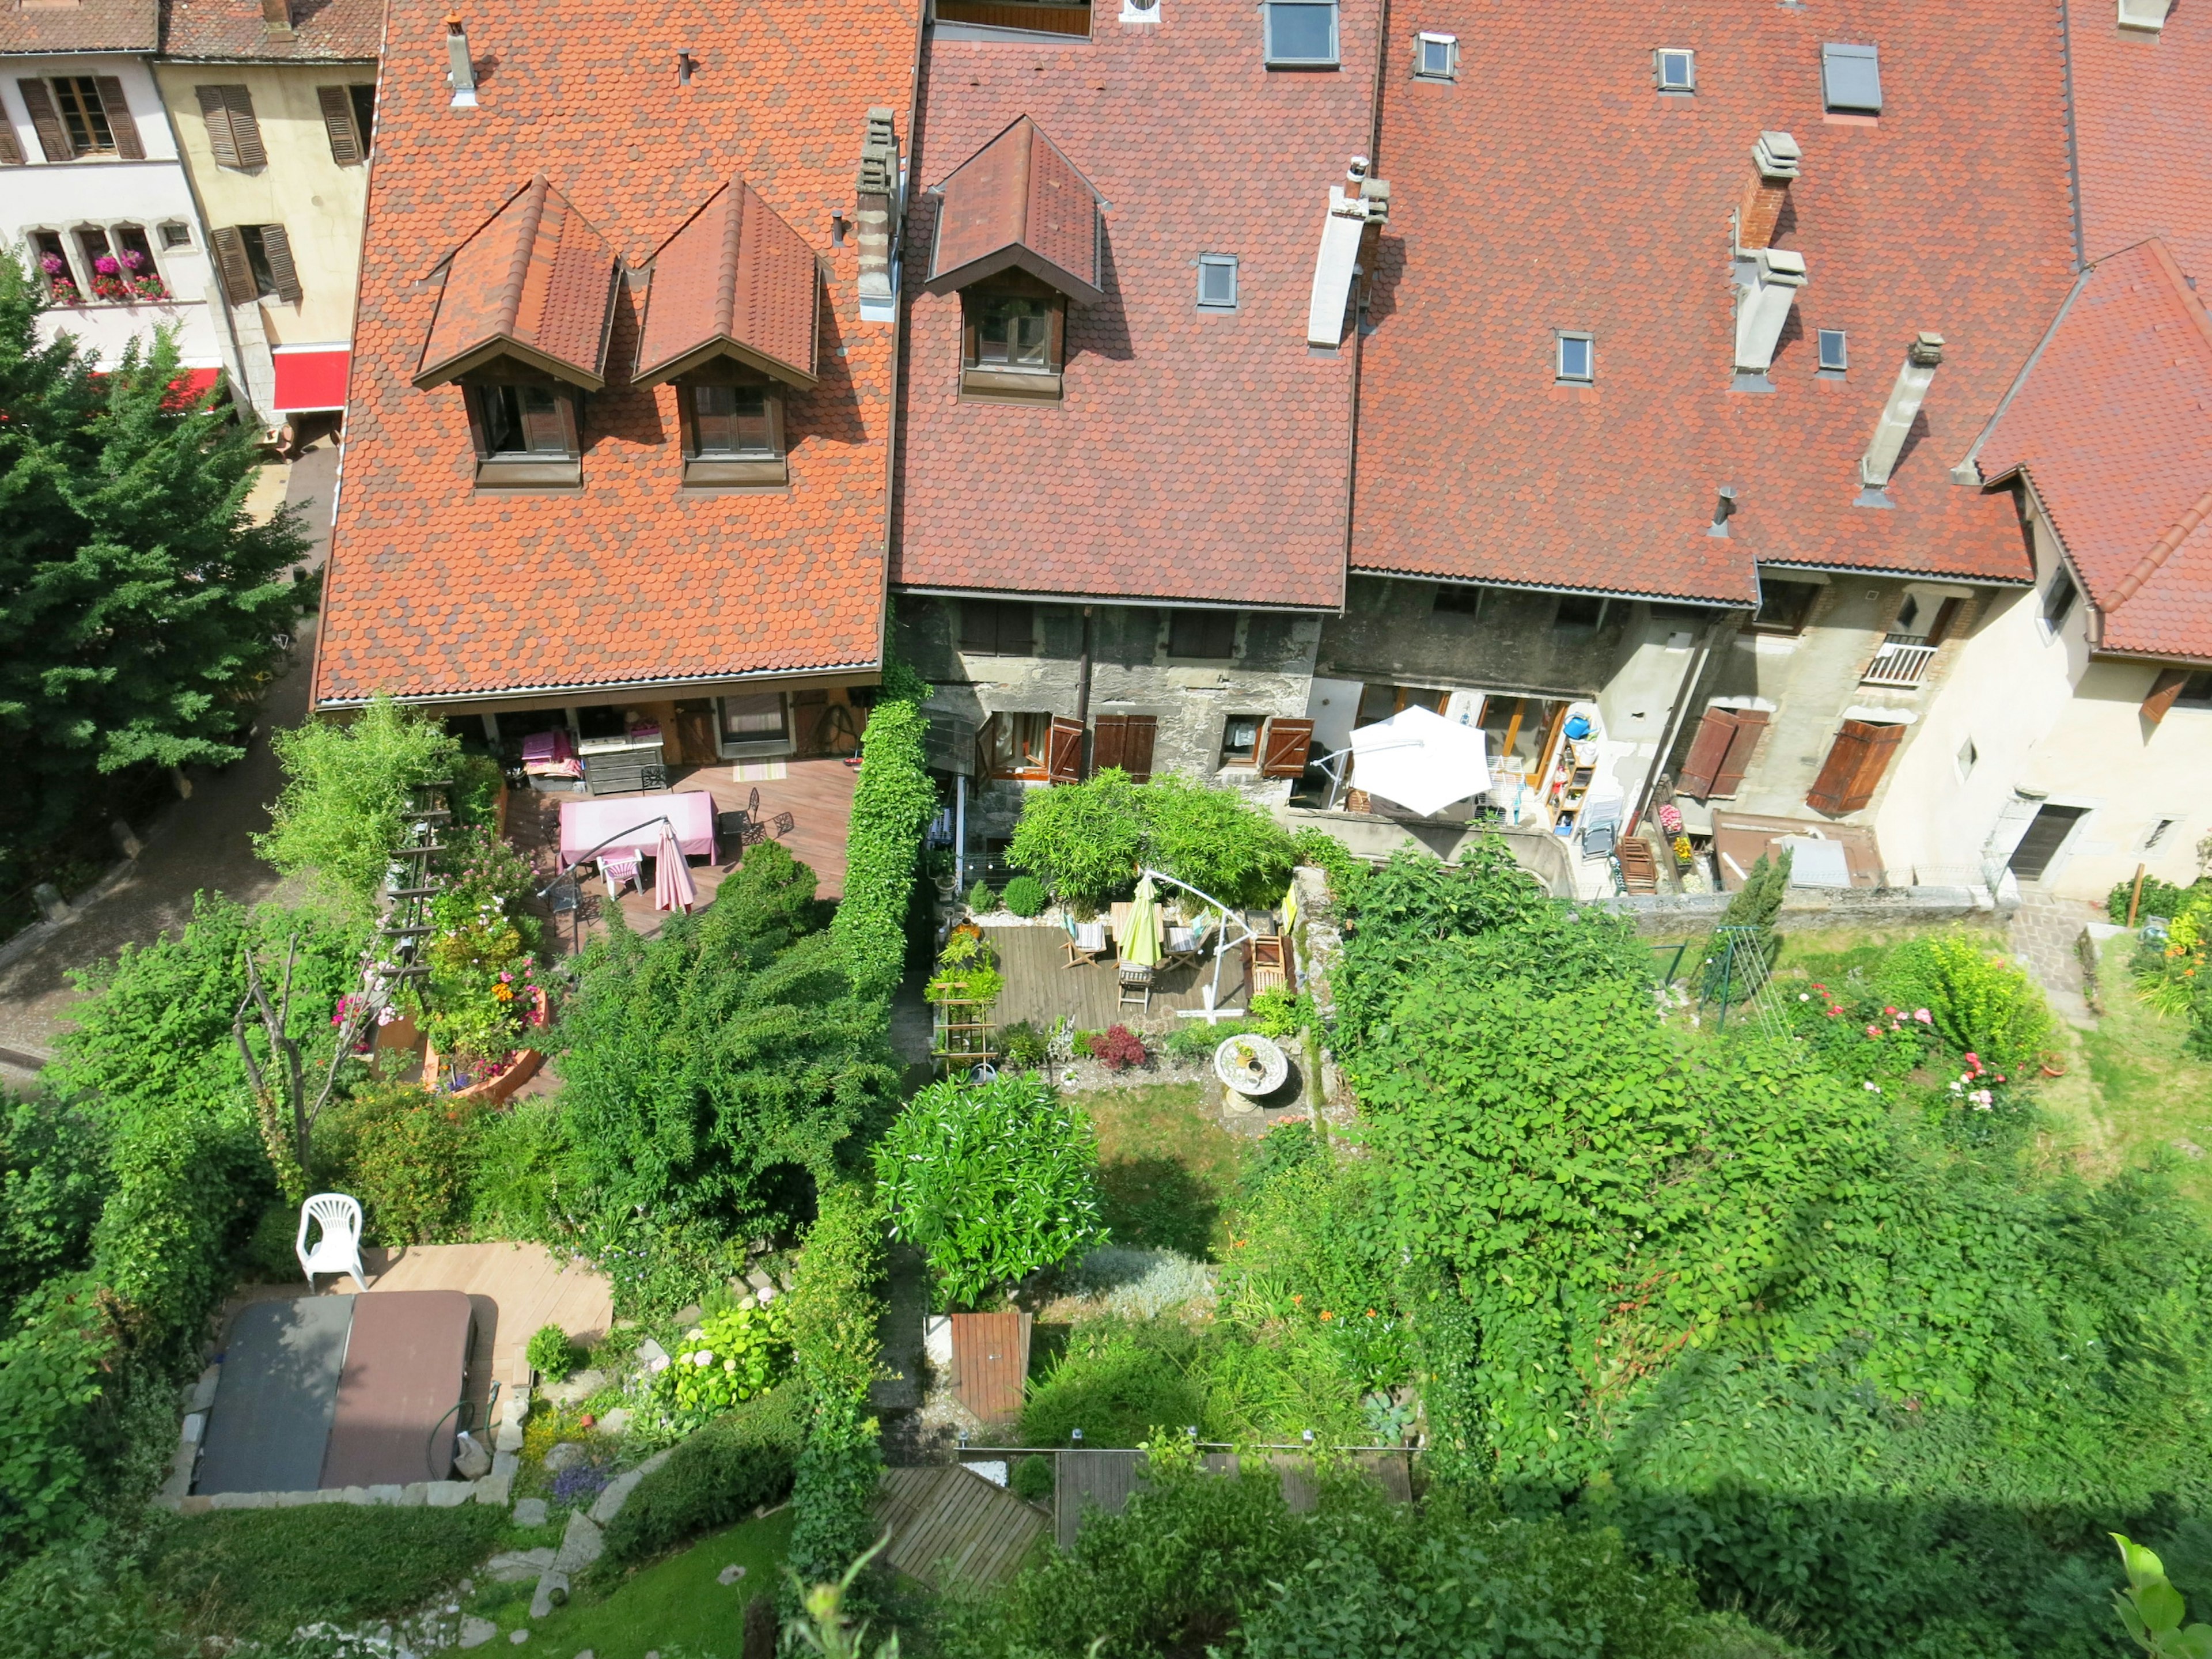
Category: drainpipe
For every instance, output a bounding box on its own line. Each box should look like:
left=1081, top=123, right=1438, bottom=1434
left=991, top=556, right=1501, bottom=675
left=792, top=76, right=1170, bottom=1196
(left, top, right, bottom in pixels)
left=1074, top=605, right=1094, bottom=774
left=953, top=772, right=967, bottom=892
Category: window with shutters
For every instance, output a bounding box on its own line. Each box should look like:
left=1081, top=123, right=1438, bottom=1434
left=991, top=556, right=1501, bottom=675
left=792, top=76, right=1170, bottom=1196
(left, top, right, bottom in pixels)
left=52, top=77, right=115, bottom=154
left=350, top=85, right=375, bottom=153
left=1674, top=706, right=1770, bottom=800
left=982, top=711, right=1055, bottom=779
left=960, top=275, right=1065, bottom=403
left=1167, top=609, right=1238, bottom=660
left=1089, top=713, right=1156, bottom=782
left=679, top=374, right=786, bottom=486
left=315, top=84, right=376, bottom=164
left=2180, top=672, right=2212, bottom=710
left=1805, top=718, right=1903, bottom=816
left=196, top=85, right=264, bottom=171
left=213, top=225, right=302, bottom=305
left=1219, top=714, right=1262, bottom=767
left=960, top=600, right=1035, bottom=657
left=1752, top=578, right=1821, bottom=634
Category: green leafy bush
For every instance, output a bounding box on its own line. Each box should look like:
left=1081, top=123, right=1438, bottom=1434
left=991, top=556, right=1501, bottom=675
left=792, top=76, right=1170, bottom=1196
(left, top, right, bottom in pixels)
left=998, top=1020, right=1050, bottom=1069
left=647, top=1301, right=791, bottom=1427
left=965, top=881, right=995, bottom=912
left=1002, top=876, right=1049, bottom=918
left=320, top=1082, right=483, bottom=1245
left=1008, top=768, right=1148, bottom=906
left=2109, top=873, right=2200, bottom=925
left=257, top=695, right=461, bottom=919
left=597, top=1382, right=804, bottom=1572
left=1007, top=771, right=1300, bottom=908
left=527, top=1323, right=581, bottom=1383
left=0, top=1096, right=109, bottom=1316
left=786, top=1181, right=887, bottom=1597
left=1159, top=1018, right=1255, bottom=1065
left=469, top=1097, right=570, bottom=1241
left=1010, top=1453, right=1054, bottom=1503
left=875, top=1074, right=1105, bottom=1309
left=1883, top=931, right=2052, bottom=1076
left=831, top=689, right=936, bottom=1000
left=1246, top=986, right=1312, bottom=1038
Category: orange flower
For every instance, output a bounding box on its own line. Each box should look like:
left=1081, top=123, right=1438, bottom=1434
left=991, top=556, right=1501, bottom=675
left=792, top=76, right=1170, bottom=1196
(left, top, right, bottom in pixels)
left=1291, top=1294, right=1302, bottom=1305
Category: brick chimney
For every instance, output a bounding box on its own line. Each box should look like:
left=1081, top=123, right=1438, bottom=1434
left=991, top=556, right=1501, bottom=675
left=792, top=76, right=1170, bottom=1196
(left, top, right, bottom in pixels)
left=261, top=0, right=294, bottom=38
left=1737, top=131, right=1800, bottom=253
left=855, top=108, right=901, bottom=311
left=1857, top=332, right=1945, bottom=502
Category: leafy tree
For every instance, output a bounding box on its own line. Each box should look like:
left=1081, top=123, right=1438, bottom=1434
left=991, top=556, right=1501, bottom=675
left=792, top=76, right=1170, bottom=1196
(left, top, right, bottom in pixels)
left=832, top=675, right=936, bottom=1001
left=257, top=695, right=461, bottom=919
left=1007, top=767, right=1147, bottom=907
left=0, top=1096, right=109, bottom=1316
left=875, top=1074, right=1105, bottom=1309
left=0, top=256, right=312, bottom=852
left=1141, top=774, right=1297, bottom=905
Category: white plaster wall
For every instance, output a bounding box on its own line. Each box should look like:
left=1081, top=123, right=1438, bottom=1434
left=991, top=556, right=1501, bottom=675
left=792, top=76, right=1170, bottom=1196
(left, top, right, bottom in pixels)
left=0, top=56, right=222, bottom=368
left=1874, top=499, right=2212, bottom=900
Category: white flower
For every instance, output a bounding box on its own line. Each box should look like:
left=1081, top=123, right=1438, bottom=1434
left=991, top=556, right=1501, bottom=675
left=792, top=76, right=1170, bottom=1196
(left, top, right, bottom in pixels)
left=1863, top=1082, right=1882, bottom=1093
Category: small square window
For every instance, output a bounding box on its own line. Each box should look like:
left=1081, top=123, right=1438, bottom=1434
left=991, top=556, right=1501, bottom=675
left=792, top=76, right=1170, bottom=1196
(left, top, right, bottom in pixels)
left=2143, top=816, right=2179, bottom=851
left=474, top=384, right=574, bottom=457
left=1220, top=714, right=1263, bottom=767
left=961, top=600, right=1036, bottom=657
left=1956, top=736, right=1978, bottom=780
left=1263, top=0, right=1339, bottom=66
left=2042, top=571, right=2078, bottom=632
left=2177, top=671, right=2212, bottom=709
left=1169, top=609, right=1238, bottom=659
left=1816, top=329, right=1849, bottom=374
left=1415, top=32, right=1457, bottom=79
left=1752, top=578, right=1821, bottom=635
left=1822, top=42, right=1883, bottom=113
left=690, top=382, right=781, bottom=458
left=1433, top=583, right=1484, bottom=616
left=1197, top=254, right=1238, bottom=309
left=1556, top=332, right=1594, bottom=383
left=159, top=221, right=192, bottom=250
left=1655, top=48, right=1695, bottom=92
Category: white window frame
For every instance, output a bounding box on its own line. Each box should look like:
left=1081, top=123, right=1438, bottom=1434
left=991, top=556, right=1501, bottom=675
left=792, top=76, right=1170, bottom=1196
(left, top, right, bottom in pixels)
left=1415, top=32, right=1459, bottom=80
left=1262, top=0, right=1340, bottom=67
left=1654, top=47, right=1695, bottom=93
left=1196, top=253, right=1238, bottom=310
left=1816, top=328, right=1849, bottom=374
left=1556, top=331, right=1594, bottom=384
left=1821, top=41, right=1884, bottom=114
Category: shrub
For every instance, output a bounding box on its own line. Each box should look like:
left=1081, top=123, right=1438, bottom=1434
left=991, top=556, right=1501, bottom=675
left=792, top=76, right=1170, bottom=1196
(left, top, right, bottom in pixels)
left=1002, top=876, right=1048, bottom=918
left=2109, top=873, right=2200, bottom=925
left=966, top=881, right=996, bottom=913
left=1010, top=1453, right=1054, bottom=1503
left=1160, top=1018, right=1255, bottom=1065
left=1021, top=1317, right=1207, bottom=1449
left=526, top=1323, right=580, bottom=1383
left=469, top=1097, right=570, bottom=1242
left=1883, top=931, right=2052, bottom=1076
left=0, top=1096, right=109, bottom=1316
left=1009, top=768, right=1148, bottom=907
left=597, top=1382, right=805, bottom=1572
left=321, top=1082, right=483, bottom=1245
left=786, top=1182, right=887, bottom=1598
left=1142, top=775, right=1299, bottom=906
left=646, top=1300, right=791, bottom=1429
left=256, top=695, right=462, bottom=919
left=875, top=1074, right=1106, bottom=1309
left=832, top=688, right=936, bottom=1000
left=1089, top=1024, right=1146, bottom=1071
left=999, top=1020, right=1049, bottom=1069
left=1246, top=986, right=1311, bottom=1038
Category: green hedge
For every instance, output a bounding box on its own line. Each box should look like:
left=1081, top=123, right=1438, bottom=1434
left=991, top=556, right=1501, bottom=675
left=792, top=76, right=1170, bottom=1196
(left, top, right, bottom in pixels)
left=785, top=1181, right=887, bottom=1594
left=831, top=682, right=936, bottom=1002
left=599, top=1383, right=806, bottom=1573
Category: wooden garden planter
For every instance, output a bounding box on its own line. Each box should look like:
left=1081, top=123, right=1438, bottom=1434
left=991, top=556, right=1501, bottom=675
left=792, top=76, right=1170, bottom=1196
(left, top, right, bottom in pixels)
left=422, top=1043, right=543, bottom=1105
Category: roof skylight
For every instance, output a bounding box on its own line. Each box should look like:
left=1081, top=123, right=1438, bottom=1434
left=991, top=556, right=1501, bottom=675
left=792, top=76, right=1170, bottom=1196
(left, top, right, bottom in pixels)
left=1655, top=48, right=1694, bottom=93
left=1415, top=32, right=1457, bottom=79
left=1556, top=332, right=1594, bottom=383
left=1821, top=42, right=1883, bottom=113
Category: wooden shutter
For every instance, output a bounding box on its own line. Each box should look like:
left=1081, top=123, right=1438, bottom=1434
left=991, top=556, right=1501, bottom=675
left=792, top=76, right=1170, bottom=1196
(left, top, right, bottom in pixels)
left=0, top=113, right=21, bottom=167
left=1674, top=708, right=1738, bottom=799
left=93, top=77, right=143, bottom=160
left=2143, top=667, right=2191, bottom=727
left=1090, top=714, right=1127, bottom=774
left=1047, top=715, right=1084, bottom=785
left=1709, top=708, right=1769, bottom=797
left=209, top=226, right=257, bottom=306
left=316, top=85, right=362, bottom=165
left=1258, top=717, right=1315, bottom=779
left=259, top=224, right=302, bottom=304
left=197, top=85, right=263, bottom=169
left=974, top=711, right=1000, bottom=780
left=1120, top=715, right=1156, bottom=783
left=19, top=80, right=72, bottom=162
left=1805, top=719, right=1903, bottom=816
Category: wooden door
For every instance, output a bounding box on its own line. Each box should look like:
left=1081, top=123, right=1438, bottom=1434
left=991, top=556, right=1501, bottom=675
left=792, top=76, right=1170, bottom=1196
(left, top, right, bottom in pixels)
left=672, top=700, right=716, bottom=766
left=2008, top=804, right=2089, bottom=881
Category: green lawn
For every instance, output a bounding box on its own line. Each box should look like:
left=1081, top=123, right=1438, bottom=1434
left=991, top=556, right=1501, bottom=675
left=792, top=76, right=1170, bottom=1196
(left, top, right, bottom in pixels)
left=474, top=1509, right=793, bottom=1657
left=1083, top=1082, right=1245, bottom=1259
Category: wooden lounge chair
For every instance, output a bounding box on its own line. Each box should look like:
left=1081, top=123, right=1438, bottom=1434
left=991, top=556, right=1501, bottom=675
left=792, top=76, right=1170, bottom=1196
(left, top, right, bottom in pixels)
left=1119, top=961, right=1153, bottom=1009
left=1062, top=914, right=1108, bottom=967
left=1248, top=934, right=1291, bottom=997
left=1616, top=837, right=1660, bottom=893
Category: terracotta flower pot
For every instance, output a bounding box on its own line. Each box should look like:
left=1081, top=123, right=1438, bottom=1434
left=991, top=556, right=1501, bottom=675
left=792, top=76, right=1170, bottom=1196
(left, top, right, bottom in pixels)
left=2039, top=1054, right=2067, bottom=1078
left=422, top=1043, right=545, bottom=1105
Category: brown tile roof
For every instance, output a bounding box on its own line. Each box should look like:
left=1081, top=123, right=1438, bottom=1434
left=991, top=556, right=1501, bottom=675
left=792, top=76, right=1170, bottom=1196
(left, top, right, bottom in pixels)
left=158, top=0, right=382, bottom=62
left=310, top=0, right=917, bottom=707
left=634, top=181, right=819, bottom=389
left=2, top=0, right=157, bottom=54
left=2071, top=2, right=2212, bottom=277
left=926, top=116, right=1104, bottom=305
left=1978, top=239, right=2212, bottom=665
left=416, top=177, right=620, bottom=391
left=891, top=6, right=1381, bottom=610
left=1349, top=2, right=2078, bottom=604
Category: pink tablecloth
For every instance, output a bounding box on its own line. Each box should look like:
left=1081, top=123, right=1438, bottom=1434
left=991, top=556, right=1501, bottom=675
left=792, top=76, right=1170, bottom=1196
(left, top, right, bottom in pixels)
left=558, top=791, right=717, bottom=865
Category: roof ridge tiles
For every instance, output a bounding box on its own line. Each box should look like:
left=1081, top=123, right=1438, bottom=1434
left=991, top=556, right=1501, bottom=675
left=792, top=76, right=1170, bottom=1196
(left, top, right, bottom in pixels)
left=499, top=176, right=554, bottom=343
left=2112, top=487, right=2212, bottom=614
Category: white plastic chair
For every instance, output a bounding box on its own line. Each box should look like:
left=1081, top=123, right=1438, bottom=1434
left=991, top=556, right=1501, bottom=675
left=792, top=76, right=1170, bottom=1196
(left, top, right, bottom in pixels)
left=296, top=1194, right=370, bottom=1292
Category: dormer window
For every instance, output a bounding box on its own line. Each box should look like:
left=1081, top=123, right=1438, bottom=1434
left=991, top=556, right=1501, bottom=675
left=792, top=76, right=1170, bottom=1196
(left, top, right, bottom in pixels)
left=961, top=279, right=1066, bottom=402
left=465, top=379, right=581, bottom=486
left=679, top=373, right=789, bottom=487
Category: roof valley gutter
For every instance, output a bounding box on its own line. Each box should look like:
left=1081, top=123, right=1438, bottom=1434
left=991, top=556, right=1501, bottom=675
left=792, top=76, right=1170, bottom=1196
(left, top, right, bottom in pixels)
left=1956, top=262, right=2092, bottom=480
left=2057, top=0, right=2085, bottom=272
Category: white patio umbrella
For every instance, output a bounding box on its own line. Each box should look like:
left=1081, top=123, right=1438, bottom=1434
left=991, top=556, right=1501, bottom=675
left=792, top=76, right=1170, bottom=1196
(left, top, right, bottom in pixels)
left=1349, top=704, right=1492, bottom=817
left=652, top=820, right=698, bottom=914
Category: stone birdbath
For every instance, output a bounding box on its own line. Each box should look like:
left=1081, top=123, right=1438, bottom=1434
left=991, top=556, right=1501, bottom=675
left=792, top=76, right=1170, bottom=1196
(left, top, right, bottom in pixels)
left=1215, top=1033, right=1288, bottom=1104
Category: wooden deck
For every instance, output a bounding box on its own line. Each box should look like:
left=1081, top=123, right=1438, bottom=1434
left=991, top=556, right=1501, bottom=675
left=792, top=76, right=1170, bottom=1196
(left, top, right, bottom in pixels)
left=949, top=1311, right=1031, bottom=1428
left=984, top=924, right=1257, bottom=1036
left=505, top=758, right=857, bottom=950
left=874, top=1465, right=1048, bottom=1588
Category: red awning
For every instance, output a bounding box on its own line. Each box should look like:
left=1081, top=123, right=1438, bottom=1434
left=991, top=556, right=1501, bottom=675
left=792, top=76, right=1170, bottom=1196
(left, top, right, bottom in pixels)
left=272, top=349, right=350, bottom=412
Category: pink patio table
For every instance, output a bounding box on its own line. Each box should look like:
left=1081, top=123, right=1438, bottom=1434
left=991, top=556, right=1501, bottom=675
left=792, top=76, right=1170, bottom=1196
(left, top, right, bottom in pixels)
left=557, top=790, right=717, bottom=866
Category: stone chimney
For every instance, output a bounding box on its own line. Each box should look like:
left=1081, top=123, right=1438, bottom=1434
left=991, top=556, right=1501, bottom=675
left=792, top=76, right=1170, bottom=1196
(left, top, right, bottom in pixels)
left=1737, top=131, right=1800, bottom=253
left=855, top=107, right=900, bottom=310
left=261, top=0, right=294, bottom=39
left=1858, top=332, right=1945, bottom=501
left=446, top=13, right=478, bottom=108
left=1733, top=247, right=1807, bottom=385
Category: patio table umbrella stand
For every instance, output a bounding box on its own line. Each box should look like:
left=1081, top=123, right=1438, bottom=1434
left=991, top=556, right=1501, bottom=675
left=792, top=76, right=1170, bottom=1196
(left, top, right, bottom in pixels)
left=653, top=820, right=698, bottom=914
left=1120, top=874, right=1162, bottom=1007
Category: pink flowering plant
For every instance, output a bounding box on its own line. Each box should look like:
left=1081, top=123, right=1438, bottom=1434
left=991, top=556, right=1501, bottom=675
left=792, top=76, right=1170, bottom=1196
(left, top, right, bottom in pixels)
left=89, top=253, right=131, bottom=302
left=37, top=252, right=80, bottom=305
left=418, top=825, right=549, bottom=1083
left=1786, top=978, right=1937, bottom=1083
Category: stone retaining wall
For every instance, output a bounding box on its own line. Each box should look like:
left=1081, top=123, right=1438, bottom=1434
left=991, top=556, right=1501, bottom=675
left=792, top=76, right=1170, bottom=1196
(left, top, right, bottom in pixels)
left=1594, top=882, right=2018, bottom=937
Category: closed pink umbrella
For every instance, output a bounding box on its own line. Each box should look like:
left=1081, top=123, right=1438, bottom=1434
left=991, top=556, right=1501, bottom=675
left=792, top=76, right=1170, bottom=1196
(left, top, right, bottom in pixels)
left=652, top=820, right=697, bottom=914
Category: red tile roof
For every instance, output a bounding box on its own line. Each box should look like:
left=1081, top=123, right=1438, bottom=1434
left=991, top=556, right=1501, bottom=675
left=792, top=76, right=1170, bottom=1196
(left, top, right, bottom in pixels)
left=416, top=177, right=620, bottom=391
left=1349, top=3, right=2078, bottom=603
left=1978, top=238, right=2212, bottom=664
left=159, top=0, right=382, bottom=62
left=926, top=116, right=1104, bottom=304
left=2070, top=2, right=2212, bottom=278
left=891, top=5, right=1381, bottom=609
left=1, top=0, right=156, bottom=54
left=311, top=0, right=918, bottom=707
left=634, top=181, right=820, bottom=389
